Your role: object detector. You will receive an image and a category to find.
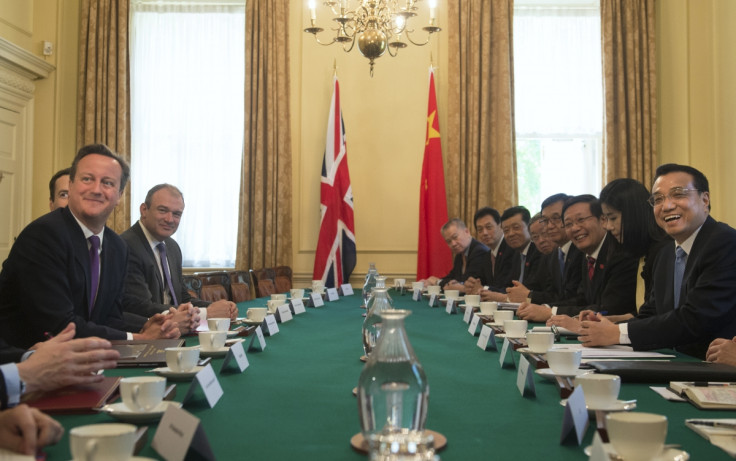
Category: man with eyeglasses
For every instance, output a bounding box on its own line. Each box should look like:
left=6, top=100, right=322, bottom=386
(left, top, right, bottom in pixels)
left=580, top=164, right=736, bottom=359
left=507, top=194, right=584, bottom=304
left=421, top=218, right=489, bottom=290
left=121, top=184, right=238, bottom=334
left=517, top=195, right=638, bottom=323
left=463, top=207, right=515, bottom=294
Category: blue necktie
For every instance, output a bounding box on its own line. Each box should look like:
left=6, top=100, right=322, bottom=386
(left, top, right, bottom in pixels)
left=674, top=246, right=687, bottom=308
left=157, top=242, right=179, bottom=306
left=88, top=235, right=100, bottom=315
left=519, top=254, right=526, bottom=283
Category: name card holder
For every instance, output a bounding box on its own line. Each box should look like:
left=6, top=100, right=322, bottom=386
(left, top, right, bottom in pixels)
left=560, top=385, right=588, bottom=446
left=220, top=340, right=249, bottom=373
left=468, top=315, right=481, bottom=336
left=291, top=298, right=306, bottom=315
left=412, top=289, right=421, bottom=302
left=326, top=287, right=339, bottom=301
left=275, top=304, right=293, bottom=323
left=516, top=354, right=536, bottom=397
left=498, top=337, right=517, bottom=369
left=463, top=305, right=474, bottom=324
left=428, top=294, right=438, bottom=308
left=262, top=315, right=279, bottom=336
left=182, top=364, right=223, bottom=408
left=247, top=326, right=267, bottom=351
left=339, top=284, right=354, bottom=296
left=152, top=405, right=215, bottom=461
left=309, top=292, right=325, bottom=307
left=476, top=325, right=497, bottom=351
left=445, top=298, right=456, bottom=315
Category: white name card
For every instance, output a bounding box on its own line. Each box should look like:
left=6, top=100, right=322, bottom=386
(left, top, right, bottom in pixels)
left=468, top=315, right=481, bottom=336
left=445, top=298, right=456, bottom=314
left=221, top=340, right=249, bottom=373
left=340, top=284, right=354, bottom=296
left=561, top=385, right=589, bottom=445
left=152, top=405, right=215, bottom=461
left=463, top=305, right=473, bottom=323
left=326, top=287, right=339, bottom=301
left=311, top=292, right=325, bottom=307
left=277, top=304, right=293, bottom=323
left=183, top=364, right=223, bottom=408
left=499, top=337, right=516, bottom=368
left=413, top=289, right=421, bottom=301
left=516, top=354, right=536, bottom=397
left=476, top=325, right=497, bottom=351
left=291, top=298, right=306, bottom=314
left=247, top=326, right=267, bottom=351
left=264, top=315, right=279, bottom=336
left=428, top=294, right=437, bottom=307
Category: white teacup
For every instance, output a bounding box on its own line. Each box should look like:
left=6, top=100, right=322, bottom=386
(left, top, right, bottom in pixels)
left=503, top=319, right=528, bottom=338
left=606, top=412, right=668, bottom=461
left=427, top=285, right=441, bottom=295
left=271, top=293, right=287, bottom=301
left=493, top=310, right=514, bottom=323
left=246, top=307, right=268, bottom=322
left=312, top=280, right=324, bottom=290
left=525, top=331, right=555, bottom=353
left=412, top=281, right=424, bottom=291
left=576, top=373, right=621, bottom=409
left=479, top=301, right=498, bottom=315
left=312, top=286, right=325, bottom=295
left=70, top=423, right=136, bottom=461
left=165, top=346, right=200, bottom=372
left=394, top=278, right=406, bottom=288
left=444, top=289, right=460, bottom=300
left=464, top=294, right=481, bottom=307
left=546, top=347, right=582, bottom=376
left=207, top=317, right=230, bottom=332
left=119, top=376, right=166, bottom=412
left=267, top=299, right=283, bottom=313
left=290, top=288, right=305, bottom=299
left=199, top=330, right=227, bottom=351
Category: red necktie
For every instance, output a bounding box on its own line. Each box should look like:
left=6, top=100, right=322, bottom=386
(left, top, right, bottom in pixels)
left=587, top=257, right=596, bottom=280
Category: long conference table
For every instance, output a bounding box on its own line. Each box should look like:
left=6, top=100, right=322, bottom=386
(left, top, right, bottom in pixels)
left=44, top=291, right=733, bottom=459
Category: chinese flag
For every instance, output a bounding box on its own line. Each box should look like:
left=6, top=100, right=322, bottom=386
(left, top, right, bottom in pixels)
left=416, top=68, right=451, bottom=280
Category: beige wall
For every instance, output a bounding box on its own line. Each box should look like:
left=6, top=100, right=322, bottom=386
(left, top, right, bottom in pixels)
left=0, top=0, right=79, bottom=219
left=657, top=0, right=736, bottom=224
left=3, top=1, right=735, bottom=282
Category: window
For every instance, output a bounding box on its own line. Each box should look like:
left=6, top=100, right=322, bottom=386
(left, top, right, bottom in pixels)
left=129, top=0, right=245, bottom=267
left=514, top=1, right=603, bottom=211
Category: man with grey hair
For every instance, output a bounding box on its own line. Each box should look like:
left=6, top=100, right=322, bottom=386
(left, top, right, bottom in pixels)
left=422, top=218, right=489, bottom=290
left=121, top=184, right=237, bottom=333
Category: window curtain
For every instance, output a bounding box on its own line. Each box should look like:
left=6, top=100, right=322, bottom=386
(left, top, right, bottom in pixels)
left=129, top=1, right=245, bottom=267
left=601, top=0, right=657, bottom=183
left=235, top=0, right=292, bottom=270
left=446, top=0, right=516, bottom=223
left=77, top=0, right=131, bottom=233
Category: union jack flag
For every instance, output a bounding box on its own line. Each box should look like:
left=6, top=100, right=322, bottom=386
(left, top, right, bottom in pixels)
left=313, top=77, right=356, bottom=288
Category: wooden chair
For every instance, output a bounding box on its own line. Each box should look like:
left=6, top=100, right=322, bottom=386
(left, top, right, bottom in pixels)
left=199, top=284, right=229, bottom=302
left=253, top=267, right=277, bottom=297
left=274, top=265, right=293, bottom=293
left=228, top=271, right=253, bottom=303
left=182, top=275, right=202, bottom=299
left=194, top=271, right=231, bottom=300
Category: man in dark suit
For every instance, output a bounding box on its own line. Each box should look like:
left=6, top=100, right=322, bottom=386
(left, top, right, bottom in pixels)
left=464, top=207, right=515, bottom=293
left=0, top=144, right=179, bottom=349
left=508, top=194, right=584, bottom=304
left=517, top=195, right=639, bottom=322
left=48, top=167, right=70, bottom=211
left=121, top=184, right=237, bottom=332
left=581, top=164, right=736, bottom=359
left=422, top=218, right=489, bottom=290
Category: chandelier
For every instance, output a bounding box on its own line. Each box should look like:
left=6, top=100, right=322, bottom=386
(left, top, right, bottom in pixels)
left=304, top=0, right=441, bottom=76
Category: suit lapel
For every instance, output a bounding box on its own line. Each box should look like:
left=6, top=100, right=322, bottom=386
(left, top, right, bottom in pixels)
left=65, top=209, right=94, bottom=318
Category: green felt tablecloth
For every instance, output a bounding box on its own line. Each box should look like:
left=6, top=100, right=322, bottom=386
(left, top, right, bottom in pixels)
left=43, top=292, right=731, bottom=459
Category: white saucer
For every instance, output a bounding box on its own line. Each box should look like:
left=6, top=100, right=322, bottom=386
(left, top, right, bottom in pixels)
left=68, top=458, right=156, bottom=461
left=151, top=365, right=205, bottom=379
left=516, top=347, right=549, bottom=355
left=243, top=318, right=265, bottom=325
left=535, top=368, right=593, bottom=380
left=583, top=444, right=689, bottom=460
left=495, top=333, right=525, bottom=339
left=488, top=322, right=504, bottom=327
left=560, top=398, right=637, bottom=411
left=226, top=330, right=241, bottom=337
left=200, top=347, right=229, bottom=357
left=100, top=401, right=182, bottom=424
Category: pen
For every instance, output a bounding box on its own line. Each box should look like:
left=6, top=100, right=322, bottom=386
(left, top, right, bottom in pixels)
left=693, top=382, right=734, bottom=387
left=689, top=420, right=736, bottom=429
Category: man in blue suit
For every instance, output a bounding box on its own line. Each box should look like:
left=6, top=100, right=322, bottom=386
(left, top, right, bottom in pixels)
left=580, top=164, right=736, bottom=359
